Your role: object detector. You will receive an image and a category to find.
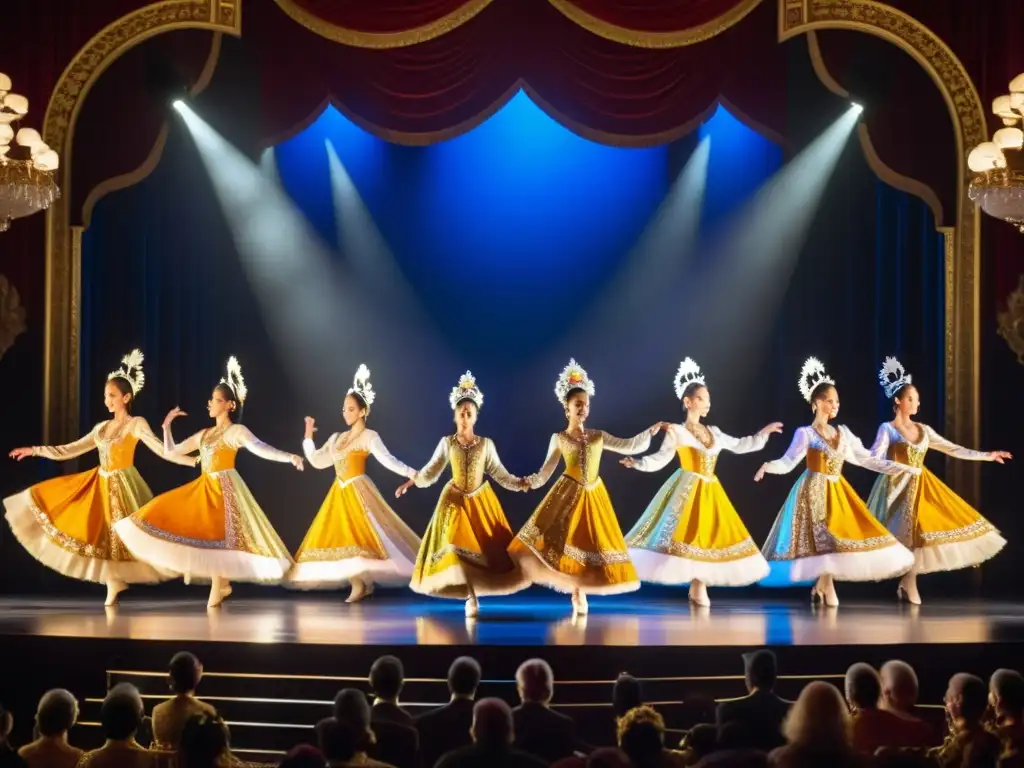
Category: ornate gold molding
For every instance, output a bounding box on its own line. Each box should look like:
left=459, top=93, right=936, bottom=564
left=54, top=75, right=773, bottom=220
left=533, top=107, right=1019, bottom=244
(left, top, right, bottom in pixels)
left=780, top=0, right=987, bottom=504
left=42, top=1, right=240, bottom=445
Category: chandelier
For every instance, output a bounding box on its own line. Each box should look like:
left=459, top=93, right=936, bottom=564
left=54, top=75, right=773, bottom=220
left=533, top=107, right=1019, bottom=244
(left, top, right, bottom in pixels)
left=968, top=73, right=1024, bottom=232
left=0, top=73, right=60, bottom=233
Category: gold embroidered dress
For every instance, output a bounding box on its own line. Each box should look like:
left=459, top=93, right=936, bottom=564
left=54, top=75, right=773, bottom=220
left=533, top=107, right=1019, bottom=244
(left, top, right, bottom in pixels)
left=4, top=417, right=194, bottom=584
left=625, top=423, right=770, bottom=586
left=866, top=422, right=1005, bottom=573
left=114, top=422, right=294, bottom=582
left=509, top=430, right=648, bottom=594
left=760, top=425, right=915, bottom=582
left=411, top=435, right=530, bottom=599
left=288, top=429, right=421, bottom=588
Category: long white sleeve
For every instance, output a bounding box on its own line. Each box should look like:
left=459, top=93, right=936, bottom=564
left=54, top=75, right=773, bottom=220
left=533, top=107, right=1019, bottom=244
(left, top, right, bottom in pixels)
left=32, top=425, right=99, bottom=461
left=630, top=428, right=679, bottom=473
left=484, top=439, right=525, bottom=491
left=527, top=434, right=562, bottom=489
left=303, top=433, right=338, bottom=470
left=368, top=432, right=417, bottom=478
left=414, top=437, right=450, bottom=488
left=761, top=427, right=809, bottom=476
left=712, top=427, right=769, bottom=455
left=842, top=426, right=918, bottom=476
left=602, top=430, right=652, bottom=456
left=924, top=425, right=992, bottom=461
left=869, top=422, right=891, bottom=461
left=133, top=417, right=197, bottom=467
left=230, top=424, right=295, bottom=464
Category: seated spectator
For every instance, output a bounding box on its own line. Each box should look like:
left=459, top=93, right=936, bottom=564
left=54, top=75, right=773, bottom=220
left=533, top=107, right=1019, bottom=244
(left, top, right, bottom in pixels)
left=417, top=656, right=481, bottom=768
left=336, top=684, right=413, bottom=768
left=436, top=698, right=545, bottom=768
left=0, top=706, right=26, bottom=768
left=613, top=674, right=643, bottom=719
left=278, top=745, right=327, bottom=768
left=879, top=660, right=940, bottom=748
left=152, top=652, right=217, bottom=751
left=369, top=656, right=413, bottom=726
left=179, top=714, right=231, bottom=768
left=716, top=650, right=789, bottom=752
left=846, top=662, right=924, bottom=754
left=77, top=684, right=154, bottom=768
left=18, top=689, right=82, bottom=768
left=512, top=659, right=576, bottom=763
left=990, top=669, right=1024, bottom=757
left=617, top=706, right=686, bottom=768
left=768, top=681, right=868, bottom=768
left=681, top=724, right=717, bottom=766
left=316, top=716, right=389, bottom=768
left=929, top=673, right=1002, bottom=768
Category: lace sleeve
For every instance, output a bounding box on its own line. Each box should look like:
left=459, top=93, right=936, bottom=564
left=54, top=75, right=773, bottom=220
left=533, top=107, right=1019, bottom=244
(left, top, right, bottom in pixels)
left=32, top=425, right=99, bottom=461
left=231, top=424, right=296, bottom=464
left=761, top=428, right=809, bottom=475
left=924, top=425, right=992, bottom=461
left=630, top=427, right=678, bottom=472
left=484, top=439, right=525, bottom=491
left=414, top=437, right=450, bottom=488
left=601, top=430, right=652, bottom=456
left=303, top=433, right=337, bottom=470
left=368, top=432, right=417, bottom=478
left=712, top=427, right=769, bottom=455
left=869, top=423, right=891, bottom=461
left=843, top=426, right=918, bottom=475
left=526, top=434, right=562, bottom=489
left=133, top=418, right=197, bottom=467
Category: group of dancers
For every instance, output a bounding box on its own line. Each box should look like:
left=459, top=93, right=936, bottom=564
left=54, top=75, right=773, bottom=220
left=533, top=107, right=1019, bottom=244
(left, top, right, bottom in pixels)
left=4, top=351, right=1011, bottom=617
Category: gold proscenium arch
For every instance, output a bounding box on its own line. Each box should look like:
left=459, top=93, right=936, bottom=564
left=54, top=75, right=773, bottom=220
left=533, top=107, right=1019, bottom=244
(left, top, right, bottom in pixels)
left=41, top=0, right=241, bottom=447
left=780, top=0, right=987, bottom=504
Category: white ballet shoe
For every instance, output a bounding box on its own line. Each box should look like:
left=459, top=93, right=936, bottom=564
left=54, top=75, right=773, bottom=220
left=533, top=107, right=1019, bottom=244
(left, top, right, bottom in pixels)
left=820, top=574, right=839, bottom=607
left=207, top=578, right=232, bottom=608
left=465, top=596, right=479, bottom=618
left=346, top=578, right=368, bottom=603
left=689, top=580, right=711, bottom=608
left=897, top=574, right=922, bottom=605
left=104, top=579, right=127, bottom=607
left=571, top=590, right=588, bottom=616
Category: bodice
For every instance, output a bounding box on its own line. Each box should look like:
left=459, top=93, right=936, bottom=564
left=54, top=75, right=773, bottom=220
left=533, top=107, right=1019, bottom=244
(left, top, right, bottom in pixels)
left=200, top=428, right=237, bottom=473
left=560, top=431, right=603, bottom=485
left=889, top=439, right=928, bottom=469
left=448, top=437, right=488, bottom=491
left=678, top=446, right=717, bottom=477
left=806, top=446, right=844, bottom=476
left=97, top=429, right=138, bottom=472
left=335, top=450, right=368, bottom=481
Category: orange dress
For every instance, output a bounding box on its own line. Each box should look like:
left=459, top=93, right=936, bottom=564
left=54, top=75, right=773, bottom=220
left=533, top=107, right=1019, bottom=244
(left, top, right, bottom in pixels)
left=114, top=423, right=294, bottom=582
left=3, top=417, right=194, bottom=584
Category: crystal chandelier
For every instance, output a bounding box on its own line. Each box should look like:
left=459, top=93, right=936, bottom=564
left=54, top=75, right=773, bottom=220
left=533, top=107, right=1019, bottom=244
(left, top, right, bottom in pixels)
left=0, top=73, right=60, bottom=233
left=968, top=73, right=1024, bottom=233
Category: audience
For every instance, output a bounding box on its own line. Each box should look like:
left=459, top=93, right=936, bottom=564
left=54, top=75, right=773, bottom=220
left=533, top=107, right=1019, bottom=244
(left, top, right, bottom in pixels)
left=152, top=652, right=217, bottom=752
left=929, top=673, right=1002, bottom=768
left=617, top=706, right=685, bottom=768
left=330, top=689, right=396, bottom=768
left=369, top=656, right=413, bottom=726
left=277, top=745, right=327, bottom=768
left=879, top=661, right=939, bottom=749
left=613, top=675, right=643, bottom=719
left=991, top=668, right=1024, bottom=757
left=436, top=698, right=545, bottom=768
left=512, top=659, right=576, bottom=764
left=768, top=681, right=867, bottom=768
left=316, top=713, right=389, bottom=768
left=716, top=651, right=789, bottom=752
left=77, top=683, right=154, bottom=768
left=179, top=714, right=231, bottom=768
left=417, top=656, right=481, bottom=768
left=846, top=662, right=918, bottom=755
left=680, top=724, right=716, bottom=766
left=0, top=706, right=25, bottom=768
left=17, top=689, right=81, bottom=768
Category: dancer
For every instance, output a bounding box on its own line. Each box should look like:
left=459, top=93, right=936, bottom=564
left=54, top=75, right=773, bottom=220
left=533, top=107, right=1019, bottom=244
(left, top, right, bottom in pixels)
left=289, top=364, right=421, bottom=602
left=396, top=371, right=530, bottom=618
left=620, top=358, right=779, bottom=606
left=867, top=356, right=1010, bottom=605
left=4, top=350, right=195, bottom=605
left=509, top=359, right=664, bottom=615
left=114, top=356, right=302, bottom=607
left=755, top=357, right=915, bottom=606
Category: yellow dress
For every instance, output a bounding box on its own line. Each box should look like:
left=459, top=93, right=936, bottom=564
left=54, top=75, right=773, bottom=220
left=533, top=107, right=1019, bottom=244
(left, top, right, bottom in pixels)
left=410, top=435, right=530, bottom=599
left=3, top=417, right=194, bottom=584
left=625, top=424, right=770, bottom=586
left=509, top=429, right=648, bottom=595
left=866, top=422, right=1005, bottom=573
left=114, top=422, right=294, bottom=582
left=760, top=425, right=915, bottom=582
left=288, top=429, right=421, bottom=588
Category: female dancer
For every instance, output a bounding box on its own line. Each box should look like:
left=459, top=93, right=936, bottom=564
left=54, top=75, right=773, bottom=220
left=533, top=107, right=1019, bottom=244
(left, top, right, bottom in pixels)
left=5, top=350, right=195, bottom=605
left=114, top=357, right=302, bottom=607
left=289, top=364, right=421, bottom=602
left=396, top=371, right=530, bottom=618
left=867, top=356, right=1010, bottom=605
left=620, top=358, right=779, bottom=607
left=755, top=357, right=915, bottom=606
left=509, top=359, right=664, bottom=615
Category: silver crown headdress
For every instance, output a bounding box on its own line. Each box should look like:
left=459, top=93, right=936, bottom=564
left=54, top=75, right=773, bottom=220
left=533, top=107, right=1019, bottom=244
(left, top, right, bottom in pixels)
left=673, top=357, right=706, bottom=399
left=449, top=370, right=483, bottom=410
left=347, top=364, right=376, bottom=407
left=879, top=356, right=912, bottom=399
left=798, top=356, right=834, bottom=403
left=220, top=356, right=248, bottom=404
left=554, top=358, right=595, bottom=402
left=108, top=348, right=145, bottom=396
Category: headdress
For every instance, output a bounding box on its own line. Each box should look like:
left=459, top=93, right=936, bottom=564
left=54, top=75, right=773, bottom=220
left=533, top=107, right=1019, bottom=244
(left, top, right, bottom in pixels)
left=449, top=370, right=483, bottom=410
left=673, top=357, right=705, bottom=399
left=347, top=364, right=375, bottom=407
left=107, top=349, right=145, bottom=396
left=554, top=358, right=595, bottom=402
left=878, top=356, right=912, bottom=399
left=798, top=357, right=834, bottom=403
left=220, top=356, right=248, bottom=403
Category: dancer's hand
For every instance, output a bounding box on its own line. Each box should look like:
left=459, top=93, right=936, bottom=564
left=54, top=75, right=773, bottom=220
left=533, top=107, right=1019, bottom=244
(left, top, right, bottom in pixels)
left=649, top=421, right=670, bottom=435
left=290, top=455, right=304, bottom=471
left=304, top=416, right=317, bottom=441
left=989, top=450, right=1012, bottom=464
left=395, top=478, right=414, bottom=498
left=9, top=447, right=33, bottom=461
left=163, top=407, right=186, bottom=430
left=758, top=422, right=784, bottom=437
left=620, top=457, right=638, bottom=469
left=753, top=463, right=768, bottom=482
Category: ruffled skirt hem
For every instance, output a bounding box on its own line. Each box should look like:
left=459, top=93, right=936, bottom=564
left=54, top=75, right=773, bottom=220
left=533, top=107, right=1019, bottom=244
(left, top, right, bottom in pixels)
left=410, top=561, right=531, bottom=599
left=914, top=529, right=1006, bottom=574
left=510, top=546, right=640, bottom=595
left=286, top=557, right=412, bottom=589
left=767, top=544, right=914, bottom=583
left=629, top=547, right=770, bottom=586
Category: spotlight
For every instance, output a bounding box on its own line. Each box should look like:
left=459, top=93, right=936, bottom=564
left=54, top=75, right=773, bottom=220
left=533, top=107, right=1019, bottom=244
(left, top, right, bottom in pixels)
left=851, top=102, right=864, bottom=114
left=172, top=99, right=185, bottom=112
